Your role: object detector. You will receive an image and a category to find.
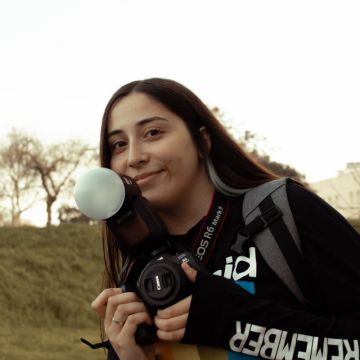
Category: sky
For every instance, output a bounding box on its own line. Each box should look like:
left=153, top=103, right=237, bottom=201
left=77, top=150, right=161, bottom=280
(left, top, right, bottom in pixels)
left=1, top=0, right=360, bottom=224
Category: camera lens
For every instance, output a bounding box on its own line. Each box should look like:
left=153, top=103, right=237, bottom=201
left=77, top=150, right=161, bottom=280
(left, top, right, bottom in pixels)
left=137, top=262, right=185, bottom=308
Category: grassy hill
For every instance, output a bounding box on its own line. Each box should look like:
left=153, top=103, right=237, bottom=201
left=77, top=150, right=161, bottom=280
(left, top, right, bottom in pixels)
left=0, top=224, right=106, bottom=360
left=1, top=219, right=359, bottom=360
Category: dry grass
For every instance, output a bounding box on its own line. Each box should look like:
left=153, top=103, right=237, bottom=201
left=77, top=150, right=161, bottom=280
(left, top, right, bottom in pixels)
left=0, top=224, right=106, bottom=359
left=0, top=326, right=105, bottom=360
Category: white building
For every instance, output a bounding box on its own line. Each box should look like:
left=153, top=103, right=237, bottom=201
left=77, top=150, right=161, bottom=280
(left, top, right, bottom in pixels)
left=310, top=162, right=360, bottom=219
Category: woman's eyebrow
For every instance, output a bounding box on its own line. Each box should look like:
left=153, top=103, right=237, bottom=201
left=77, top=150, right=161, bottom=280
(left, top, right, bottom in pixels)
left=107, top=116, right=168, bottom=139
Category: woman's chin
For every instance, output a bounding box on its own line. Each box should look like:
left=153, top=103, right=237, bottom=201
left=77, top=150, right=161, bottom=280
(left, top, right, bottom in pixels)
left=141, top=190, right=171, bottom=212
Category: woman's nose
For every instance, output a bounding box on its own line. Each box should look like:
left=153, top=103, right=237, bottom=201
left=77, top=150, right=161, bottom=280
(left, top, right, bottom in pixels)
left=128, top=141, right=149, bottom=168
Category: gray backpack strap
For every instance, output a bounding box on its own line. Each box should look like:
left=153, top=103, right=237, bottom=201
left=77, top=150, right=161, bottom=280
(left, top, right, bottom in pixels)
left=232, top=178, right=307, bottom=304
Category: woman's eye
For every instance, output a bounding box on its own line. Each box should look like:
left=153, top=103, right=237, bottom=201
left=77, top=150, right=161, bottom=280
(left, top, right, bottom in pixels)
left=145, top=128, right=162, bottom=138
left=111, top=141, right=127, bottom=152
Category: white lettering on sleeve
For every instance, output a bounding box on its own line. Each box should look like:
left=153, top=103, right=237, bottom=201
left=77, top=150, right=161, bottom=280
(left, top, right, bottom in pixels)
left=229, top=322, right=359, bottom=360
left=328, top=338, right=344, bottom=360
left=229, top=321, right=251, bottom=352
left=242, top=324, right=266, bottom=357
left=344, top=340, right=359, bottom=360
left=311, top=337, right=328, bottom=360
left=275, top=331, right=297, bottom=360
left=259, top=328, right=282, bottom=359
left=297, top=334, right=313, bottom=360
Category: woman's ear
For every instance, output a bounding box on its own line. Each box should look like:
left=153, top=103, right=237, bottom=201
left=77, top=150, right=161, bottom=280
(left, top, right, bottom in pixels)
left=199, top=126, right=211, bottom=155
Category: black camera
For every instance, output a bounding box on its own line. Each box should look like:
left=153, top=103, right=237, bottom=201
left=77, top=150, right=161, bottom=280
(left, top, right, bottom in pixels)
left=74, top=168, right=205, bottom=345
left=136, top=251, right=202, bottom=310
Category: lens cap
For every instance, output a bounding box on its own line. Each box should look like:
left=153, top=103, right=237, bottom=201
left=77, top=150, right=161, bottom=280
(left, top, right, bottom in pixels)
left=138, top=262, right=184, bottom=308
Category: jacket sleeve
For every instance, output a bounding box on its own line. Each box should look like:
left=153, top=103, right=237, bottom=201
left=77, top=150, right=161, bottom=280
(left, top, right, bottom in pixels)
left=182, top=183, right=360, bottom=357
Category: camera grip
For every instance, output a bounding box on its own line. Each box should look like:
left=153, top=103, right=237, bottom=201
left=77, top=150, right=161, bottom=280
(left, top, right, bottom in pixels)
left=120, top=284, right=158, bottom=346
left=135, top=323, right=158, bottom=346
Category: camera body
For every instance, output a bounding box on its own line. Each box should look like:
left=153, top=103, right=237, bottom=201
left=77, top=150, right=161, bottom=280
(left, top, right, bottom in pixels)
left=136, top=251, right=203, bottom=312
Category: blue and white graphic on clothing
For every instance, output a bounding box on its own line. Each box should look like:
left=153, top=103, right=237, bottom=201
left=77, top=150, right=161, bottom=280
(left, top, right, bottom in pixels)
left=213, top=247, right=260, bottom=359
left=215, top=247, right=360, bottom=360
left=229, top=280, right=259, bottom=360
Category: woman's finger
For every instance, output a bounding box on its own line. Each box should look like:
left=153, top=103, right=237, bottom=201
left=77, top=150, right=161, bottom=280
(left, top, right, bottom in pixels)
left=157, top=327, right=186, bottom=342
left=91, top=288, right=122, bottom=318
left=181, top=262, right=197, bottom=282
left=156, top=294, right=192, bottom=319
left=108, top=311, right=155, bottom=359
left=154, top=312, right=188, bottom=332
left=104, top=292, right=142, bottom=330
left=111, top=311, right=154, bottom=343
left=111, top=301, right=153, bottom=328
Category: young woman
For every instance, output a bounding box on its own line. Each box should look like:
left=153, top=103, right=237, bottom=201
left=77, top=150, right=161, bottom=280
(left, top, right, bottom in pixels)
left=91, top=78, right=360, bottom=360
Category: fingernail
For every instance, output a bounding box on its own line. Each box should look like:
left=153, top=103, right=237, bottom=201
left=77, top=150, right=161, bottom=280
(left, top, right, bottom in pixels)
left=184, top=263, right=192, bottom=272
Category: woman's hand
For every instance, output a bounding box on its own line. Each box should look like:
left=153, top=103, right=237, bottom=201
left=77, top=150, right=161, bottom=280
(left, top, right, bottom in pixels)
left=154, top=262, right=197, bottom=342
left=92, top=288, right=154, bottom=360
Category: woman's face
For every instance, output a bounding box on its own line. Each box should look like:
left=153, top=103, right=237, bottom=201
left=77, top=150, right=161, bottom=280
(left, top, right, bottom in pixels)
left=107, top=92, right=210, bottom=211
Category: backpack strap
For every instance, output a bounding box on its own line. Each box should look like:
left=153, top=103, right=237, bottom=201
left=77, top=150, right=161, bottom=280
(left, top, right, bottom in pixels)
left=231, top=178, right=309, bottom=305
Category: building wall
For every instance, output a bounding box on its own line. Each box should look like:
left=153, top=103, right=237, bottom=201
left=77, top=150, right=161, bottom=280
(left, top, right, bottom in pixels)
left=310, top=162, right=360, bottom=219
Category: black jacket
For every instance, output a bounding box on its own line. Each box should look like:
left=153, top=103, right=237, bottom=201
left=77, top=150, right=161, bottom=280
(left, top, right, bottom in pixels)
left=108, top=182, right=360, bottom=359
left=182, top=182, right=360, bottom=359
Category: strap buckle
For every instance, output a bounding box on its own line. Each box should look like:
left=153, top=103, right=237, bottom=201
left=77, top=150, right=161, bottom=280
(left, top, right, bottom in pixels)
left=231, top=205, right=282, bottom=255
left=258, top=205, right=282, bottom=228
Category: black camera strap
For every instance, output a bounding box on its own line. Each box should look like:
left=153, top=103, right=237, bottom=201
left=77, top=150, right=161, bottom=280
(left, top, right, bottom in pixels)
left=192, top=191, right=230, bottom=266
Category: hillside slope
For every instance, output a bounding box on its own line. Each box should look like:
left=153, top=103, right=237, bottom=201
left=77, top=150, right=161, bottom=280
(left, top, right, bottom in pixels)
left=0, top=224, right=104, bottom=327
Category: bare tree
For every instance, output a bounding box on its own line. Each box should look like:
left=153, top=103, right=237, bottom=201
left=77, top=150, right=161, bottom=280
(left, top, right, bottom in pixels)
left=0, top=130, right=39, bottom=226
left=28, top=139, right=97, bottom=226
left=0, top=204, right=9, bottom=226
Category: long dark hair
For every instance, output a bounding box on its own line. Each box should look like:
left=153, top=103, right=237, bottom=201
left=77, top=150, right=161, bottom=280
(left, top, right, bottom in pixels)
left=99, top=78, right=278, bottom=288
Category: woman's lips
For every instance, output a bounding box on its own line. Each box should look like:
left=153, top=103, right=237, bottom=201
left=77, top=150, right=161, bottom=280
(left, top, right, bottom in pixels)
left=133, top=170, right=164, bottom=186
